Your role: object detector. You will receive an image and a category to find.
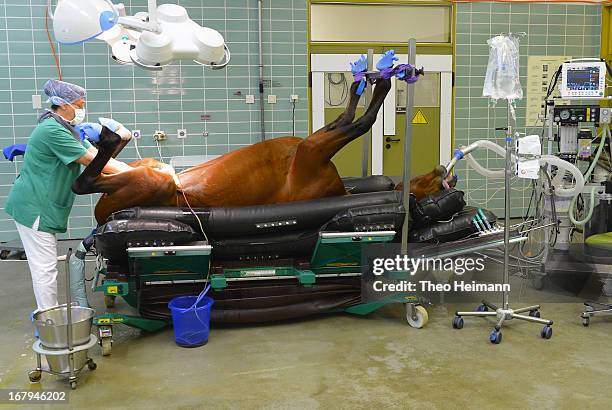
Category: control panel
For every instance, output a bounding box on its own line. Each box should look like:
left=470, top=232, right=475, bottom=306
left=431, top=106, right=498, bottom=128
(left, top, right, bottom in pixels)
left=560, top=61, right=606, bottom=99
left=553, top=106, right=601, bottom=125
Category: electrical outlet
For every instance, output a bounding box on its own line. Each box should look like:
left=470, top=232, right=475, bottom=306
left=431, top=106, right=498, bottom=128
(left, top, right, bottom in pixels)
left=153, top=130, right=166, bottom=141
left=290, top=94, right=299, bottom=102
left=177, top=129, right=187, bottom=139
left=267, top=95, right=277, bottom=104
left=132, top=129, right=141, bottom=139
left=245, top=95, right=255, bottom=104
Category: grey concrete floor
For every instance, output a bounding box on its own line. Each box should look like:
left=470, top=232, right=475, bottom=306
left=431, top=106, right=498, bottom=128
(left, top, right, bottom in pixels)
left=1, top=242, right=612, bottom=409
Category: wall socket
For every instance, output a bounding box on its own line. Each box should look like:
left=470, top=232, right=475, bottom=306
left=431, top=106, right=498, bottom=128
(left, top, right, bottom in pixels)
left=177, top=129, right=187, bottom=139
left=153, top=130, right=166, bottom=141
left=267, top=95, right=277, bottom=104
left=132, top=129, right=141, bottom=139
left=290, top=94, right=299, bottom=102
left=245, top=95, right=255, bottom=104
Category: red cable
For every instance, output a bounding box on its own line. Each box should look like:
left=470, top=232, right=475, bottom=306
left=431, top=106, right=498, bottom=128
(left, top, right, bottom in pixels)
left=45, top=7, right=62, bottom=80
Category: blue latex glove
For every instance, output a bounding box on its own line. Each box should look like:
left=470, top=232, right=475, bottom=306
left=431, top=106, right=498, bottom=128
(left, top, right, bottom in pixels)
left=350, top=54, right=368, bottom=74
left=3, top=144, right=27, bottom=161
left=376, top=50, right=398, bottom=70
left=75, top=122, right=102, bottom=143
left=98, top=117, right=122, bottom=133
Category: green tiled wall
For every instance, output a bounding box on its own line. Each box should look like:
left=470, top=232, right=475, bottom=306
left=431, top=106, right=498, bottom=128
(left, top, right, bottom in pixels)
left=0, top=0, right=308, bottom=240
left=455, top=2, right=601, bottom=217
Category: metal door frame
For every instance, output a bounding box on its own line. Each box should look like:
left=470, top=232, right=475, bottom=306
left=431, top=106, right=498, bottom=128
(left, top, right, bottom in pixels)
left=311, top=54, right=452, bottom=175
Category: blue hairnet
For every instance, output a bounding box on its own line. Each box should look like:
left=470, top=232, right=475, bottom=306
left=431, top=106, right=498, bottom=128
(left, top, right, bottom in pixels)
left=43, top=79, right=86, bottom=106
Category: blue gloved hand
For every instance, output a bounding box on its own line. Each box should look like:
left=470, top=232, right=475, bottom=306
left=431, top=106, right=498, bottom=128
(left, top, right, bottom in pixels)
left=350, top=54, right=368, bottom=74
left=376, top=50, right=398, bottom=70
left=3, top=144, right=27, bottom=161
left=75, top=123, right=102, bottom=143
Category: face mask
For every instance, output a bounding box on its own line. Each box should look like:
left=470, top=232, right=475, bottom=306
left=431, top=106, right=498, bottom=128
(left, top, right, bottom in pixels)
left=69, top=105, right=86, bottom=125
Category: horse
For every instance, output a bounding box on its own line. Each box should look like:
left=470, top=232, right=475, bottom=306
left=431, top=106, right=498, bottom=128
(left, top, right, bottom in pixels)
left=72, top=77, right=453, bottom=224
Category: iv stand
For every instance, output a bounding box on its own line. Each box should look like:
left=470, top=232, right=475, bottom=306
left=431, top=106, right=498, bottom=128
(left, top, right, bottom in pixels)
left=452, top=64, right=554, bottom=343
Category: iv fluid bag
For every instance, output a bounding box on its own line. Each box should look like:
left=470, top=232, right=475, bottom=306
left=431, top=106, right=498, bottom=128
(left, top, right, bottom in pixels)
left=483, top=35, right=523, bottom=102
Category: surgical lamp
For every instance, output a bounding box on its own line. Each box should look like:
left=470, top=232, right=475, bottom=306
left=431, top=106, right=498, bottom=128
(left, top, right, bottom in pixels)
left=47, top=0, right=230, bottom=71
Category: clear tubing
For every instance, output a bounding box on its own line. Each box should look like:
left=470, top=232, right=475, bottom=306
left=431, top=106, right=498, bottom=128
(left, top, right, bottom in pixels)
left=568, top=125, right=609, bottom=225
left=458, top=139, right=586, bottom=197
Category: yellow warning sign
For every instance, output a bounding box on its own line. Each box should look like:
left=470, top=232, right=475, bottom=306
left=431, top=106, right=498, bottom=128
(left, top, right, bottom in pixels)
left=412, top=110, right=428, bottom=124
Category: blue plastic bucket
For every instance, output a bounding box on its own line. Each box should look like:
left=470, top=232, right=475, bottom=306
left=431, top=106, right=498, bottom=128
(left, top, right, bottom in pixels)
left=168, top=286, right=214, bottom=347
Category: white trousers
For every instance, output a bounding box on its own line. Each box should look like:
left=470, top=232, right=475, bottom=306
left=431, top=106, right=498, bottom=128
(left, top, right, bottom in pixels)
left=15, top=218, right=59, bottom=312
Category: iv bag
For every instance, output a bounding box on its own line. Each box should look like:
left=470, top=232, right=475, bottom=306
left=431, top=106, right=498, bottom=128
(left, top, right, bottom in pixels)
left=483, top=35, right=523, bottom=102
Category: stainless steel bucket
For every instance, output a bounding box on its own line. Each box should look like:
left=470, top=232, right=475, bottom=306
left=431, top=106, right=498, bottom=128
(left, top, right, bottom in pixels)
left=34, top=305, right=95, bottom=349
left=45, top=350, right=88, bottom=374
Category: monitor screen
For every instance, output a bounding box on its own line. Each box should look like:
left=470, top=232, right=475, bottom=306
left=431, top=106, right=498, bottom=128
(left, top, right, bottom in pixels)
left=566, top=67, right=601, bottom=91
left=560, top=62, right=606, bottom=99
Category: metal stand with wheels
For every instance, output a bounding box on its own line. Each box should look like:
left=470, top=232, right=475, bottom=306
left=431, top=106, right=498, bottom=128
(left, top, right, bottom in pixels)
left=451, top=82, right=554, bottom=344
left=28, top=249, right=97, bottom=389
left=581, top=301, right=612, bottom=326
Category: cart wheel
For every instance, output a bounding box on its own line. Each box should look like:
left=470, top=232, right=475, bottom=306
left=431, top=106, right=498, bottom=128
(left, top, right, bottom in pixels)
left=87, top=360, right=97, bottom=371
left=104, top=295, right=116, bottom=308
left=70, top=381, right=77, bottom=390
left=452, top=316, right=464, bottom=329
left=100, top=337, right=112, bottom=356
left=405, top=305, right=428, bottom=328
left=490, top=330, right=502, bottom=344
left=541, top=325, right=553, bottom=339
left=0, top=250, right=9, bottom=260
left=28, top=370, right=41, bottom=383
left=582, top=317, right=590, bottom=327
left=476, top=304, right=488, bottom=312
left=529, top=310, right=541, bottom=318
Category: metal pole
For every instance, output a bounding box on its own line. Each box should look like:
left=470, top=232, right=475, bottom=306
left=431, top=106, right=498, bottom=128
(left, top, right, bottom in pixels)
left=503, top=103, right=514, bottom=309
left=401, top=39, right=417, bottom=254
left=361, top=49, right=374, bottom=177
left=65, top=249, right=73, bottom=351
left=257, top=0, right=266, bottom=141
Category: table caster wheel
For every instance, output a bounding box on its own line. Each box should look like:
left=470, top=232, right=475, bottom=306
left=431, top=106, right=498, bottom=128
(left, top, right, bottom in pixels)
left=541, top=325, right=553, bottom=339
left=529, top=310, right=541, bottom=318
left=28, top=370, right=41, bottom=383
left=19, top=252, right=27, bottom=260
left=0, top=250, right=9, bottom=260
left=582, top=317, right=590, bottom=327
left=532, top=275, right=545, bottom=290
left=70, top=381, right=77, bottom=390
left=490, top=330, right=502, bottom=344
left=405, top=305, right=428, bottom=328
left=104, top=295, right=116, bottom=308
left=87, top=360, right=97, bottom=371
left=100, top=337, right=112, bottom=356
left=452, top=316, right=464, bottom=329
left=476, top=304, right=488, bottom=312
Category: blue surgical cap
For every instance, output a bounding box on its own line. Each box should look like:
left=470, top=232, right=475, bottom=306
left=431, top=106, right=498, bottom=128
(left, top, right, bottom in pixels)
left=43, top=79, right=86, bottom=106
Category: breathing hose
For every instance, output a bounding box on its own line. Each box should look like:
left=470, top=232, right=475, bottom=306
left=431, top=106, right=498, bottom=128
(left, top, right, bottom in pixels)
left=449, top=139, right=585, bottom=197
left=568, top=125, right=609, bottom=225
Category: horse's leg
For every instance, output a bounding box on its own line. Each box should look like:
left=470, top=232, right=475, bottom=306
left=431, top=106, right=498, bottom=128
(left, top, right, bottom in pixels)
left=298, top=78, right=391, bottom=162
left=72, top=127, right=122, bottom=195
left=110, top=137, right=130, bottom=159
left=319, top=81, right=362, bottom=132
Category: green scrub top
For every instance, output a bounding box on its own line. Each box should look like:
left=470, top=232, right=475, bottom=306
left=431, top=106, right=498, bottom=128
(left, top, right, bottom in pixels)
left=5, top=118, right=92, bottom=234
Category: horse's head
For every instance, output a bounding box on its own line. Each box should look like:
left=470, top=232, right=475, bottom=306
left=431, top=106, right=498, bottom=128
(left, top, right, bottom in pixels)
left=395, top=165, right=457, bottom=201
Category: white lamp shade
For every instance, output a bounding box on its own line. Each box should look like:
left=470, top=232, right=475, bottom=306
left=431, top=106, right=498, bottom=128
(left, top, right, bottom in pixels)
left=53, top=0, right=117, bottom=44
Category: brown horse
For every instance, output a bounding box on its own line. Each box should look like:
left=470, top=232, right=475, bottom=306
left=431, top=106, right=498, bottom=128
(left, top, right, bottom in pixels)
left=73, top=78, right=451, bottom=224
